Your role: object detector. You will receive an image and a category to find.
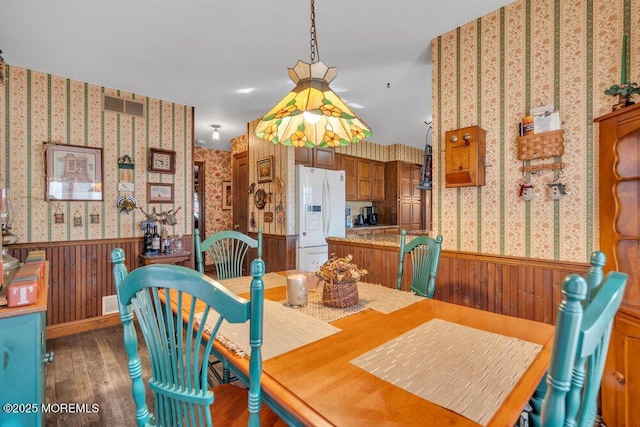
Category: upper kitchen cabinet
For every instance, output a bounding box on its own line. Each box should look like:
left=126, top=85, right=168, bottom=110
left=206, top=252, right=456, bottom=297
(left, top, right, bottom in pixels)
left=341, top=155, right=385, bottom=201
left=377, top=161, right=424, bottom=231
left=294, top=147, right=336, bottom=169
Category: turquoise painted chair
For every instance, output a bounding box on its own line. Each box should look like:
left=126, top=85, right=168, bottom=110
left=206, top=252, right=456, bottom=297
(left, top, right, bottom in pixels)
left=528, top=250, right=608, bottom=424
left=195, top=228, right=262, bottom=279
left=111, top=248, right=279, bottom=426
left=529, top=270, right=627, bottom=426
left=397, top=229, right=443, bottom=298
left=194, top=227, right=263, bottom=384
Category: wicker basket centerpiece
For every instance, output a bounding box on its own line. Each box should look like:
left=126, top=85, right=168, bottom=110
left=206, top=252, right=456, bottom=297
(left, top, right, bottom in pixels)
left=316, top=254, right=367, bottom=308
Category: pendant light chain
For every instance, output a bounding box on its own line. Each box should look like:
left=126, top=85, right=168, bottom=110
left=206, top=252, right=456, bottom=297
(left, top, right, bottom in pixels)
left=309, top=0, right=320, bottom=62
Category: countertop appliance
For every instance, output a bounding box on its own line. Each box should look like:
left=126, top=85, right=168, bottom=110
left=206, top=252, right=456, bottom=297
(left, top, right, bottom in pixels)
left=296, top=165, right=346, bottom=271
left=364, top=206, right=378, bottom=225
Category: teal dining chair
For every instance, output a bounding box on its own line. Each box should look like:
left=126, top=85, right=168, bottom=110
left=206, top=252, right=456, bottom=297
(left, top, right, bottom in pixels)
left=528, top=250, right=608, bottom=424
left=397, top=229, right=443, bottom=298
left=195, top=228, right=263, bottom=279
left=529, top=270, right=627, bottom=427
left=111, top=248, right=280, bottom=426
left=194, top=227, right=263, bottom=384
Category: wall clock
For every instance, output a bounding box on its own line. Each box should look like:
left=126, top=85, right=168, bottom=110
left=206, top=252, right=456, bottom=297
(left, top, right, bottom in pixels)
left=148, top=148, right=176, bottom=174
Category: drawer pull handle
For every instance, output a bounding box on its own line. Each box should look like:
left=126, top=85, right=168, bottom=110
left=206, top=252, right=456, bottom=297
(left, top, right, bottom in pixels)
left=614, top=371, right=625, bottom=385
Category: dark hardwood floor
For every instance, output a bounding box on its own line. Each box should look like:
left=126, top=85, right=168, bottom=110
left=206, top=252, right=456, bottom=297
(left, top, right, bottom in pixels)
left=45, top=324, right=154, bottom=426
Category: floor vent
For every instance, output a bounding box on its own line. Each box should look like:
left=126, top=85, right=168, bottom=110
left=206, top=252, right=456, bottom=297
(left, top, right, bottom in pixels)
left=103, top=94, right=145, bottom=118
left=102, top=295, right=119, bottom=315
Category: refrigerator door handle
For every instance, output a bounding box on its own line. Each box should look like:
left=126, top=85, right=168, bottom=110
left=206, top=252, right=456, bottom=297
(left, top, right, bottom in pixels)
left=322, top=176, right=331, bottom=237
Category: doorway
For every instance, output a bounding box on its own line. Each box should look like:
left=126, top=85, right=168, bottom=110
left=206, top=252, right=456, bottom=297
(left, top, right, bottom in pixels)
left=232, top=151, right=249, bottom=234
left=194, top=161, right=206, bottom=234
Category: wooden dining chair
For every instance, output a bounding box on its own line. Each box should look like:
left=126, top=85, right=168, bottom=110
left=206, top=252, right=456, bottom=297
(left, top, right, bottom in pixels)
left=195, top=228, right=263, bottom=279
left=111, top=248, right=281, bottom=426
left=397, top=229, right=443, bottom=298
left=194, top=228, right=263, bottom=384
left=528, top=250, right=608, bottom=424
left=529, top=270, right=627, bottom=427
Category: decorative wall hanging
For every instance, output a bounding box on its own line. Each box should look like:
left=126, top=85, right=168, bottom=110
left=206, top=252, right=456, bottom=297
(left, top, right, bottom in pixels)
left=118, top=154, right=135, bottom=192
left=53, top=204, right=64, bottom=223
left=257, top=156, right=274, bottom=183
left=444, top=126, right=486, bottom=187
left=147, top=182, right=174, bottom=203
left=116, top=195, right=137, bottom=213
left=73, top=210, right=82, bottom=226
left=222, top=181, right=232, bottom=210
left=148, top=148, right=176, bottom=174
left=90, top=207, right=100, bottom=223
left=264, top=212, right=274, bottom=223
left=254, top=188, right=267, bottom=210
left=45, top=143, right=104, bottom=201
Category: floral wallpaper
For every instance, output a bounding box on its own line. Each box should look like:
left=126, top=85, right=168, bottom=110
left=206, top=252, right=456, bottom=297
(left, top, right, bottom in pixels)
left=194, top=147, right=232, bottom=238
left=0, top=65, right=193, bottom=244
left=432, top=0, right=639, bottom=263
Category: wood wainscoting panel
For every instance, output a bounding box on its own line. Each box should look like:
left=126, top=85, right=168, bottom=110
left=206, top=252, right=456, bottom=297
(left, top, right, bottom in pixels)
left=248, top=232, right=297, bottom=272
left=328, top=239, right=590, bottom=325
left=7, top=236, right=194, bottom=328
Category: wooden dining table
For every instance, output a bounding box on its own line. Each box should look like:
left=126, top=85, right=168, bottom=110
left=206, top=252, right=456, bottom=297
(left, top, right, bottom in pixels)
left=188, top=274, right=555, bottom=427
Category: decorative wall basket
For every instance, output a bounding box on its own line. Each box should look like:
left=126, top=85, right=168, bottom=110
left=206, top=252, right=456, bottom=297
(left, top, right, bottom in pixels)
left=516, top=129, right=565, bottom=160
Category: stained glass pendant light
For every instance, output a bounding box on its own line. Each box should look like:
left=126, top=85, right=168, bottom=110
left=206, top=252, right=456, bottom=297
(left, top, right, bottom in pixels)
left=254, top=0, right=371, bottom=148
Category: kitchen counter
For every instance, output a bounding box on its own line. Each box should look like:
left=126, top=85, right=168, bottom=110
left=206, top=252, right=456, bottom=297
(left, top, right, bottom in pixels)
left=328, top=233, right=417, bottom=248
left=345, top=224, right=399, bottom=236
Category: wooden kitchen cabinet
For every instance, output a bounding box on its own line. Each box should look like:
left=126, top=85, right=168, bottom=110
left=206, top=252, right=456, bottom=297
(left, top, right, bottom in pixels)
left=294, top=147, right=336, bottom=169
left=371, top=161, right=385, bottom=201
left=595, top=104, right=640, bottom=426
left=377, top=161, right=424, bottom=231
left=341, top=155, right=385, bottom=201
left=357, top=159, right=372, bottom=200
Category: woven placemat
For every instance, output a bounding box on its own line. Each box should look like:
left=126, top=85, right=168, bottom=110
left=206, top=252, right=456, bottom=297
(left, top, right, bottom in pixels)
left=195, top=299, right=341, bottom=361
left=216, top=272, right=286, bottom=295
left=279, top=282, right=424, bottom=322
left=350, top=318, right=543, bottom=426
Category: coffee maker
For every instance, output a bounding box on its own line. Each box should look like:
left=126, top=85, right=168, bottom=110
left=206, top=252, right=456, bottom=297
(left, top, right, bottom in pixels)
left=364, top=206, right=378, bottom=225
left=370, top=206, right=378, bottom=225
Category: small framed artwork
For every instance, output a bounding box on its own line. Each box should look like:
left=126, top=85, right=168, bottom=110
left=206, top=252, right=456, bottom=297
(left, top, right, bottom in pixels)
left=222, top=181, right=232, bottom=210
left=257, top=155, right=274, bottom=183
left=148, top=148, right=176, bottom=174
left=45, top=143, right=104, bottom=201
left=147, top=182, right=174, bottom=203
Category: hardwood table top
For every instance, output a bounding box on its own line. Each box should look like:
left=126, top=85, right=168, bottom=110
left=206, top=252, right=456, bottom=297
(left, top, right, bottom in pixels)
left=182, top=277, right=555, bottom=426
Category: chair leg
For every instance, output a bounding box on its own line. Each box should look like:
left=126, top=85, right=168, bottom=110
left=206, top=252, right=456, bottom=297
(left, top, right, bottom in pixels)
left=528, top=376, right=547, bottom=427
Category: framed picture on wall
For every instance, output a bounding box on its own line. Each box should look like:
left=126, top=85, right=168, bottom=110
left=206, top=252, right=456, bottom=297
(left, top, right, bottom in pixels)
left=44, top=143, right=104, bottom=201
left=257, top=155, right=274, bottom=183
left=222, top=181, right=232, bottom=210
left=147, top=182, right=174, bottom=203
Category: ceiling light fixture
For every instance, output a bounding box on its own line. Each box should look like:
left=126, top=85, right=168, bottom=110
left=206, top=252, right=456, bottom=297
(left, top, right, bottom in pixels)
left=211, top=124, right=221, bottom=141
left=254, top=0, right=371, bottom=148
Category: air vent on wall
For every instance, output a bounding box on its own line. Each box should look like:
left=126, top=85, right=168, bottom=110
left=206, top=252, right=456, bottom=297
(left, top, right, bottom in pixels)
left=103, top=94, right=145, bottom=118
left=102, top=294, right=119, bottom=315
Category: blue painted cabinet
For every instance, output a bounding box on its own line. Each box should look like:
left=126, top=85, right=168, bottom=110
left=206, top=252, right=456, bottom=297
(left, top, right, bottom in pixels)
left=0, top=283, right=49, bottom=427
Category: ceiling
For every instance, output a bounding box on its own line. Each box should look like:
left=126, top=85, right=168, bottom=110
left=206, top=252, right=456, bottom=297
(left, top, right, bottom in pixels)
left=0, top=0, right=514, bottom=151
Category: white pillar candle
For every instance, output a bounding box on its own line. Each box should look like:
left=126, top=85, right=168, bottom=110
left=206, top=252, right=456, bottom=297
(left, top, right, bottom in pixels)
left=286, top=274, right=308, bottom=307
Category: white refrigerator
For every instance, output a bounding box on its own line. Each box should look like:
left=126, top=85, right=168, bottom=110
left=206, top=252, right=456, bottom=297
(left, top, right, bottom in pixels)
left=296, top=165, right=346, bottom=271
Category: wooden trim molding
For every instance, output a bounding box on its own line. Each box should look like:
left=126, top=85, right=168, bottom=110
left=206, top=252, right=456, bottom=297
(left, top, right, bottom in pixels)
left=47, top=313, right=121, bottom=339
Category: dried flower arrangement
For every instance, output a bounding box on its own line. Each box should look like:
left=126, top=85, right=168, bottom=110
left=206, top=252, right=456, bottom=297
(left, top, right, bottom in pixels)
left=316, top=253, right=367, bottom=284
